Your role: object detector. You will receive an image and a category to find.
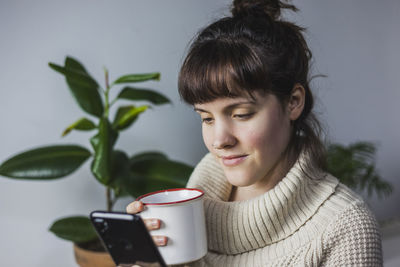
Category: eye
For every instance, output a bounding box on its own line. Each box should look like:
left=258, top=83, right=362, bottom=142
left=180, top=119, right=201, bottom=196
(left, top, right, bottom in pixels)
left=201, top=117, right=214, bottom=124
left=233, top=113, right=254, bottom=120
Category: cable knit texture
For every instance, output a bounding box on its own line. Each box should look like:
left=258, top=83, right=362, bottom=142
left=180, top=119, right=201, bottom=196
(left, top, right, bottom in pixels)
left=182, top=153, right=382, bottom=267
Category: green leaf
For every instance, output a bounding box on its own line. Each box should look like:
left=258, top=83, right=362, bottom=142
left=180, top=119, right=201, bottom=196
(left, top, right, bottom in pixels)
left=125, top=157, right=194, bottom=197
left=130, top=151, right=168, bottom=162
left=49, top=216, right=98, bottom=243
left=117, top=87, right=171, bottom=105
left=131, top=158, right=193, bottom=186
left=62, top=117, right=96, bottom=137
left=49, top=57, right=104, bottom=117
left=0, top=145, right=91, bottom=179
left=112, top=72, right=160, bottom=84
left=326, top=141, right=393, bottom=199
left=112, top=151, right=170, bottom=197
left=112, top=105, right=148, bottom=131
left=109, top=150, right=133, bottom=198
left=90, top=118, right=118, bottom=185
left=65, top=56, right=88, bottom=73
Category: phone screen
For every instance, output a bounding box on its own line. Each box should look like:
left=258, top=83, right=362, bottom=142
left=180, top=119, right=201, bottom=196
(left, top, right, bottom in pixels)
left=90, top=211, right=166, bottom=267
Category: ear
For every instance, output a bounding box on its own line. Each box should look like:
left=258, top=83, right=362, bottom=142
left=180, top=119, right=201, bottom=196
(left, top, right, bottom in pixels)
left=287, top=84, right=305, bottom=121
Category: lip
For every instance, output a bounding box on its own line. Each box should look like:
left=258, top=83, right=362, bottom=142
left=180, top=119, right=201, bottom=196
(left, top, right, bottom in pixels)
left=220, top=154, right=248, bottom=167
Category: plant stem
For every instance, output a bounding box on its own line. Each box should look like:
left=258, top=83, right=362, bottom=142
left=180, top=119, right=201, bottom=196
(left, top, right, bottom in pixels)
left=103, top=67, right=117, bottom=212
left=104, top=67, right=110, bottom=117
left=106, top=187, right=112, bottom=211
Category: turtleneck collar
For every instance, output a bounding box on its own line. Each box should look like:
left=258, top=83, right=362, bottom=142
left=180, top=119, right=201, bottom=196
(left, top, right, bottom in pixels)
left=190, top=152, right=339, bottom=255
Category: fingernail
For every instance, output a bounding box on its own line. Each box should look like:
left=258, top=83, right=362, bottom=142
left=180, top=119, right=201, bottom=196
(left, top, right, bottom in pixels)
left=151, top=219, right=159, bottom=227
left=134, top=201, right=142, bottom=210
left=156, top=236, right=167, bottom=246
left=126, top=205, right=133, bottom=213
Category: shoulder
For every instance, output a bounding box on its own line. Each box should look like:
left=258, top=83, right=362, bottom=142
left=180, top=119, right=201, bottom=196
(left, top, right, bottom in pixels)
left=320, top=183, right=383, bottom=266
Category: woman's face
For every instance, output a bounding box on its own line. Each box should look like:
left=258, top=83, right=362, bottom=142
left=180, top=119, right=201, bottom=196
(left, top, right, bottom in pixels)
left=194, top=92, right=292, bottom=189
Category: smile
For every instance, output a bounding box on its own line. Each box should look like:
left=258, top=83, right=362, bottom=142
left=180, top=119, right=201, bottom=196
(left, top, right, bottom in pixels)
left=221, top=155, right=248, bottom=167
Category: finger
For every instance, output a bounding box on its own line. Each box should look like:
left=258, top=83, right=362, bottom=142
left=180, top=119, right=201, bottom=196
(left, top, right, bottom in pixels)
left=152, top=235, right=168, bottom=246
left=143, top=218, right=161, bottom=231
left=126, top=201, right=144, bottom=214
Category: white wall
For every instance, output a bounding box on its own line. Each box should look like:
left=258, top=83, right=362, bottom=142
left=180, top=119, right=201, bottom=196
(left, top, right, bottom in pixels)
left=295, top=0, right=400, bottom=220
left=0, top=0, right=398, bottom=266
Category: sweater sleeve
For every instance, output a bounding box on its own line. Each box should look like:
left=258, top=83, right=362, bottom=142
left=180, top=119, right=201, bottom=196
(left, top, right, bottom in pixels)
left=320, top=202, right=383, bottom=266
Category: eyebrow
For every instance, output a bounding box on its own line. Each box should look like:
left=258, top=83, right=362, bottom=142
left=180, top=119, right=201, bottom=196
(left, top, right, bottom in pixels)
left=194, top=100, right=257, bottom=113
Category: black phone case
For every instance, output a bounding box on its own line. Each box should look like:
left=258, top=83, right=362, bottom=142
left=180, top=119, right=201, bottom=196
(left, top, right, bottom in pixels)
left=90, top=210, right=167, bottom=267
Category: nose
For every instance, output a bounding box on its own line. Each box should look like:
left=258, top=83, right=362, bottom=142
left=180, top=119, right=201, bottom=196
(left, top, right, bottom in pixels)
left=212, top=121, right=236, bottom=150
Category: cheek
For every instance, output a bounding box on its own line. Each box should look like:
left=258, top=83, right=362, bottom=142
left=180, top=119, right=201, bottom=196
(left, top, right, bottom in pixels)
left=202, top=127, right=214, bottom=152
left=244, top=115, right=291, bottom=155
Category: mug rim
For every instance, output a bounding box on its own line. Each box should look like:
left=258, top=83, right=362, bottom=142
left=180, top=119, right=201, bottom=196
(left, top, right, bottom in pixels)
left=137, top=188, right=204, bottom=206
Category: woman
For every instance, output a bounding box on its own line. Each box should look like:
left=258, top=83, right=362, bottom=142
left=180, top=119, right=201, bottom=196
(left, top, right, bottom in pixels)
left=127, top=0, right=383, bottom=266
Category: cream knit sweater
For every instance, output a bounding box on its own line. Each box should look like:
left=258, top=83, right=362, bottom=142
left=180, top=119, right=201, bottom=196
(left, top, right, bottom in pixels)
left=184, top=153, right=383, bottom=267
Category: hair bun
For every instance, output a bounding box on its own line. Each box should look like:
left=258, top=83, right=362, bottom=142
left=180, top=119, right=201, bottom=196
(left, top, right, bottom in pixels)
left=231, top=0, right=298, bottom=20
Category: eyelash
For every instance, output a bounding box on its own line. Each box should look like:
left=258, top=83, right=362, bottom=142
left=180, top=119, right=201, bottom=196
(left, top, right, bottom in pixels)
left=201, top=113, right=254, bottom=124
left=233, top=113, right=254, bottom=119
left=201, top=117, right=214, bottom=124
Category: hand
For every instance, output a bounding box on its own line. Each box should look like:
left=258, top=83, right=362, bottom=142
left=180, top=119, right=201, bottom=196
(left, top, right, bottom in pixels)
left=126, top=201, right=168, bottom=246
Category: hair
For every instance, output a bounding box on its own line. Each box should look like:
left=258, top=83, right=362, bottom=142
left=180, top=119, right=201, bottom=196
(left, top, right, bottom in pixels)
left=178, top=0, right=326, bottom=170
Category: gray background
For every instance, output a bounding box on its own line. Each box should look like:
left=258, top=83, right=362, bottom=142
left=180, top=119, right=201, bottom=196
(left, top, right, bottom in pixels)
left=0, top=0, right=399, bottom=266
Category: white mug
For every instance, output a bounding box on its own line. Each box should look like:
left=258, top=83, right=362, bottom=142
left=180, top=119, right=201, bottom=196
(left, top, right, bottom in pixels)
left=137, top=188, right=207, bottom=265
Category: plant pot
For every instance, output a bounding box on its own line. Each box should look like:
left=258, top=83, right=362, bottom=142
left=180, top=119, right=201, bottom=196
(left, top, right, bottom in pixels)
left=74, top=244, right=115, bottom=267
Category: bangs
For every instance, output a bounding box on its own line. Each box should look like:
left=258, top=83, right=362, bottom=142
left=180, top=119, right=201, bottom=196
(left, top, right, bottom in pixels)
left=178, top=39, right=270, bottom=105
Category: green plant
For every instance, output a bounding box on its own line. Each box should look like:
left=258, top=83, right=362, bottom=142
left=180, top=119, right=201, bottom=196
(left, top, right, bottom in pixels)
left=326, top=141, right=393, bottom=198
left=0, top=56, right=193, bottom=248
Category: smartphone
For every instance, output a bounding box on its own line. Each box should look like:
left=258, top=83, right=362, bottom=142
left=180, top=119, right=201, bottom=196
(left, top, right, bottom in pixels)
left=90, top=210, right=167, bottom=267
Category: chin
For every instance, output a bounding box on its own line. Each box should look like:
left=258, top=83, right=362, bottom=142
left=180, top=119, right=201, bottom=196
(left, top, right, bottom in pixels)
left=224, top=171, right=255, bottom=187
